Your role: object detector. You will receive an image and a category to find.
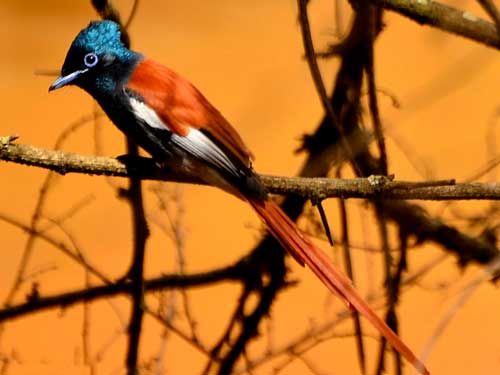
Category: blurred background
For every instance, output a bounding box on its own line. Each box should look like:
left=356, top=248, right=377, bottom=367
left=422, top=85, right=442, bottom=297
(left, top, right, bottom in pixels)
left=1, top=0, right=500, bottom=374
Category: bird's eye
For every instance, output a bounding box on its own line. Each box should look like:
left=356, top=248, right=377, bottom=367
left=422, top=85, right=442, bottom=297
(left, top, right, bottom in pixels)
left=83, top=53, right=99, bottom=68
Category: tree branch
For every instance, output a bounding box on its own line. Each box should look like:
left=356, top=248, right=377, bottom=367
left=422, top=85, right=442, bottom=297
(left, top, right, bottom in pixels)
left=3, top=138, right=500, bottom=200
left=0, top=261, right=249, bottom=324
left=371, top=0, right=500, bottom=50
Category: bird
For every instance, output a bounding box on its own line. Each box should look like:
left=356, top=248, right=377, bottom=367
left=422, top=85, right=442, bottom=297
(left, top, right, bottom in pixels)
left=49, top=20, right=429, bottom=374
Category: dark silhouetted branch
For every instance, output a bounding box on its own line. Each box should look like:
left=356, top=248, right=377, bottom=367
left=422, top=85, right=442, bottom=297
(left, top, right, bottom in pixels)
left=0, top=261, right=249, bottom=323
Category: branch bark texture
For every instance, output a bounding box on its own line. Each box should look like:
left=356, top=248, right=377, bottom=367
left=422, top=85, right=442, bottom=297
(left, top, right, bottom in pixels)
left=372, top=0, right=500, bottom=49
left=2, top=139, right=500, bottom=200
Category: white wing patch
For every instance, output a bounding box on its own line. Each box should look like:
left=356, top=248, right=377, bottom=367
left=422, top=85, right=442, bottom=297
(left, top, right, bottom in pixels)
left=128, top=96, right=240, bottom=176
left=171, top=129, right=240, bottom=176
left=129, top=97, right=169, bottom=130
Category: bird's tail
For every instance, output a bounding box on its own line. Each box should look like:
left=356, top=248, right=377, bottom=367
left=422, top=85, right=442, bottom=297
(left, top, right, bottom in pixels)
left=247, top=198, right=429, bottom=375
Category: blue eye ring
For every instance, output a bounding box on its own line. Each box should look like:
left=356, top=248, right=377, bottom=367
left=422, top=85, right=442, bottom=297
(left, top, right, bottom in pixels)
left=84, top=53, right=99, bottom=68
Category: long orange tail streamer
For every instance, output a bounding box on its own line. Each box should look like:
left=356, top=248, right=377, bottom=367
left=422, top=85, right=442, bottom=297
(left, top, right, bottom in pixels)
left=248, top=198, right=430, bottom=375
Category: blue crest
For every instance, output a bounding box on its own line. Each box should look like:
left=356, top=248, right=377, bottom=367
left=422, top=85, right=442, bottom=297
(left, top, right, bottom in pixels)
left=71, top=20, right=133, bottom=61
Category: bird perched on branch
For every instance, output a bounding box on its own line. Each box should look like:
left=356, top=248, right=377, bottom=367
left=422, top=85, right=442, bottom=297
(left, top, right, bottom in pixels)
left=49, top=20, right=429, bottom=374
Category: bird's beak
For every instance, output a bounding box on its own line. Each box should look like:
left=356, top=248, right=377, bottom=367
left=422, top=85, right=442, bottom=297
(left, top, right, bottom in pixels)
left=48, top=68, right=88, bottom=92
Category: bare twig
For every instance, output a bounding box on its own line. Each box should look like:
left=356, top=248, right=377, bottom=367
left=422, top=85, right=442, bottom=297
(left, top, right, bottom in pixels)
left=365, top=17, right=388, bottom=175
left=297, top=0, right=361, bottom=175
left=1, top=115, right=94, bottom=309
left=338, top=196, right=366, bottom=373
left=150, top=185, right=199, bottom=342
left=0, top=213, right=111, bottom=284
left=416, top=254, right=500, bottom=372
left=124, top=0, right=140, bottom=29
left=374, top=200, right=401, bottom=375
left=144, top=305, right=214, bottom=361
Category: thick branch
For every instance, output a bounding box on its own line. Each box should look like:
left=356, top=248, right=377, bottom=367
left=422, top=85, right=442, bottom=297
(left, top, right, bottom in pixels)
left=2, top=139, right=500, bottom=200
left=371, top=0, right=500, bottom=49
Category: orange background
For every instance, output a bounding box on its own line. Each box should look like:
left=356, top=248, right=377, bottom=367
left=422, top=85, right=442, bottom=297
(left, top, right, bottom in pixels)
left=1, top=0, right=500, bottom=374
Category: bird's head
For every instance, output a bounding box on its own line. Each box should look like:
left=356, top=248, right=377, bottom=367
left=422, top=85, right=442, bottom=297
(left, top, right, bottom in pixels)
left=49, top=20, right=141, bottom=96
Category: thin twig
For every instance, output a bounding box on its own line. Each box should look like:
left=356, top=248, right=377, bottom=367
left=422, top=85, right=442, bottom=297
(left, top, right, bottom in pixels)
left=0, top=212, right=111, bottom=284
left=416, top=254, right=500, bottom=373
left=1, top=115, right=94, bottom=309
left=45, top=218, right=94, bottom=369
left=374, top=200, right=400, bottom=375
left=124, top=0, right=140, bottom=29
left=297, top=0, right=361, bottom=175
left=144, top=305, right=214, bottom=361
left=338, top=196, right=366, bottom=374
left=364, top=10, right=389, bottom=175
